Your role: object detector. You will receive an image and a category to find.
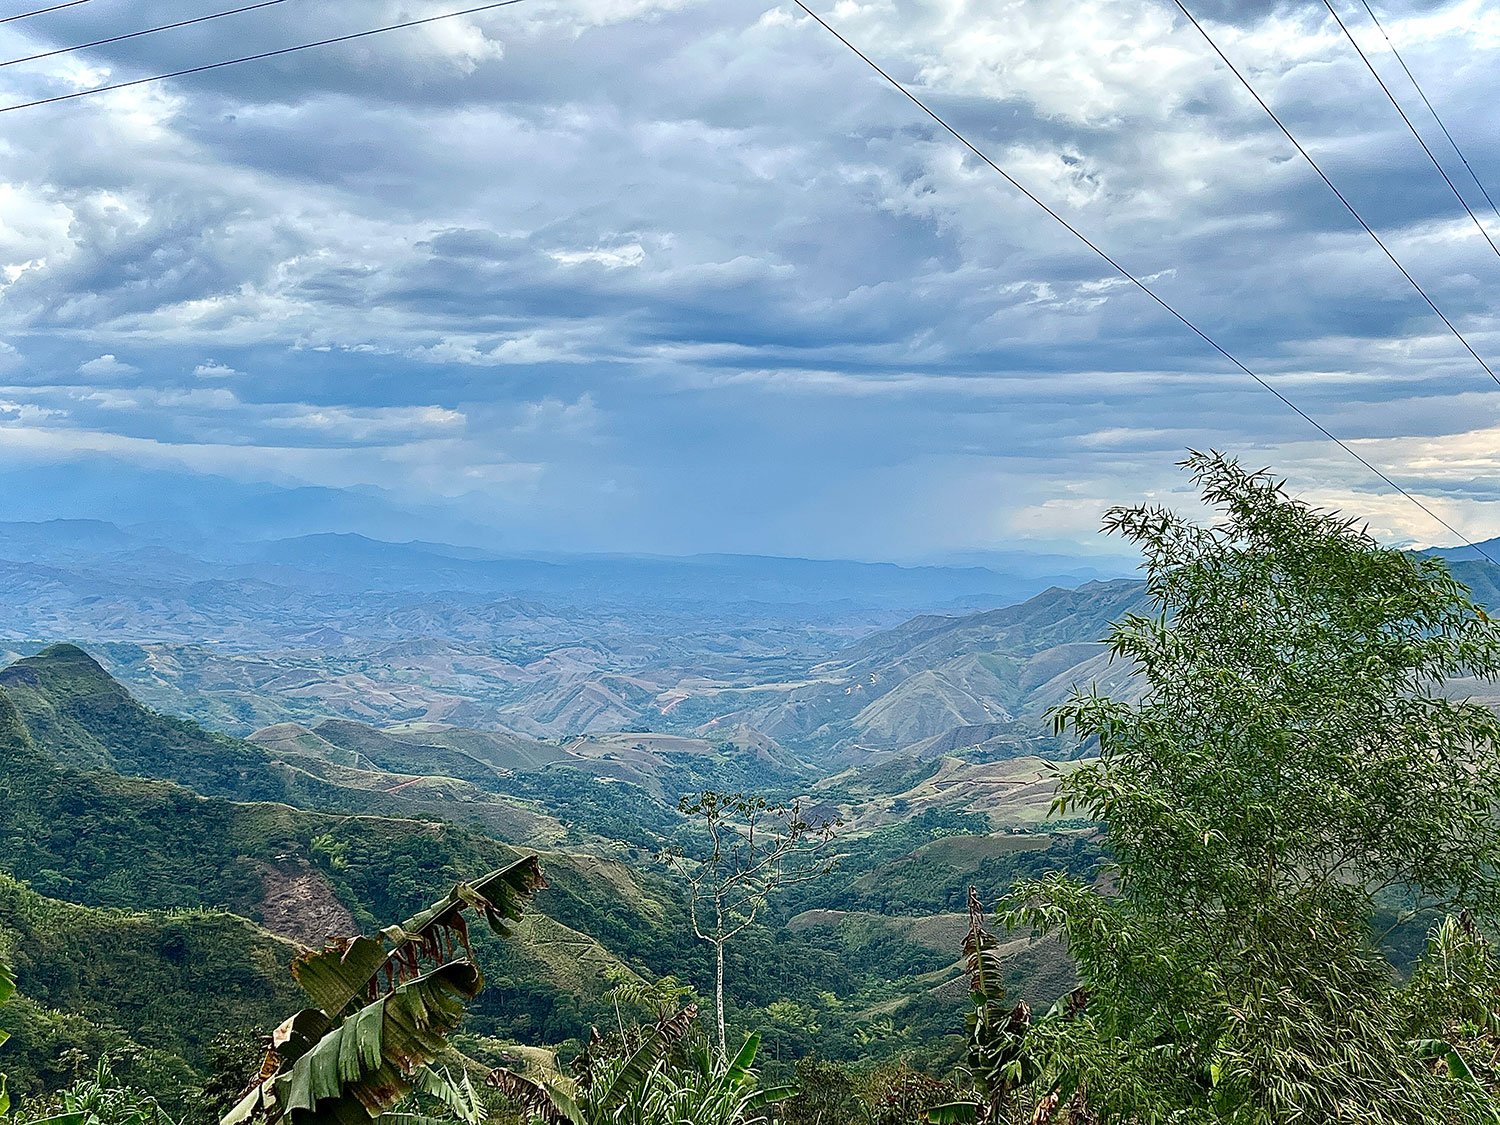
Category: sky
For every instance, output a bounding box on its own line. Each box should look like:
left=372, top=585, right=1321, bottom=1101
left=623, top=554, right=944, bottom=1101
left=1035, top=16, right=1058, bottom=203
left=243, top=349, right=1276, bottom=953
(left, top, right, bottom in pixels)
left=0, top=0, right=1497, bottom=562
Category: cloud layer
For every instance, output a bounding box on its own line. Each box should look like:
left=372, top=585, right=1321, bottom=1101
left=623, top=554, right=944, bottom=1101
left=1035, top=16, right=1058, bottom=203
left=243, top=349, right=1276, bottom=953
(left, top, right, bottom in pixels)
left=0, top=0, right=1497, bottom=558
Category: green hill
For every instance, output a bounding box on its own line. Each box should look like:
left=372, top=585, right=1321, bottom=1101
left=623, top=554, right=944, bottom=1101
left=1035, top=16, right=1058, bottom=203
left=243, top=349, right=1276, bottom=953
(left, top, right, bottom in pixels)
left=0, top=644, right=296, bottom=802
left=0, top=644, right=1088, bottom=1097
left=0, top=672, right=691, bottom=1102
left=0, top=645, right=572, bottom=846
left=0, top=875, right=302, bottom=1113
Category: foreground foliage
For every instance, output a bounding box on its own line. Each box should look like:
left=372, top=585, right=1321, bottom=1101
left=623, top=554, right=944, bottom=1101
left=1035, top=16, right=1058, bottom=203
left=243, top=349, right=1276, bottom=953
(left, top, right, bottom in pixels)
left=927, top=889, right=1036, bottom=1124
left=489, top=1000, right=790, bottom=1125
left=1, top=954, right=13, bottom=1116
left=16, top=1057, right=179, bottom=1125
left=223, top=859, right=543, bottom=1125
left=1010, top=452, right=1500, bottom=1123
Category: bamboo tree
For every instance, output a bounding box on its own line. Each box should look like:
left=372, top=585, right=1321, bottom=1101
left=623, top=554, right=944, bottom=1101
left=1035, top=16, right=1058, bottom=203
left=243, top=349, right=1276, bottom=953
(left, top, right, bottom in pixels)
left=1010, top=452, right=1500, bottom=1123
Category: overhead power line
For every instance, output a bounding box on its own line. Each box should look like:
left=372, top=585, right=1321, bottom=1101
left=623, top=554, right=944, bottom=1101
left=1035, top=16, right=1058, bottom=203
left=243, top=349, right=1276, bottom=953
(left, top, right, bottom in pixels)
left=788, top=0, right=1497, bottom=563
left=0, top=0, right=295, bottom=72
left=1357, top=0, right=1500, bottom=227
left=1171, top=0, right=1500, bottom=389
left=0, top=1, right=93, bottom=25
left=1319, top=0, right=1500, bottom=260
left=0, top=0, right=526, bottom=113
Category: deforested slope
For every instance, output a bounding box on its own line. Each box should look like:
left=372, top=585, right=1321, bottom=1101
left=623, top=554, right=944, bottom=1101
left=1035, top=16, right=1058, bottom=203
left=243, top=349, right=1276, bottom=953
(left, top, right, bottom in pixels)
left=697, top=579, right=1151, bottom=751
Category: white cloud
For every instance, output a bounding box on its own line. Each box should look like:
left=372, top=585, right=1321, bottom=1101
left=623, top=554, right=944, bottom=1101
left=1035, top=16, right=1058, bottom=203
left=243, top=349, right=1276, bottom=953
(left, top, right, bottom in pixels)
left=267, top=404, right=467, bottom=441
left=0, top=0, right=1493, bottom=556
left=77, top=354, right=138, bottom=379
left=549, top=243, right=646, bottom=269
left=0, top=400, right=65, bottom=424
left=79, top=386, right=240, bottom=411
left=515, top=394, right=602, bottom=436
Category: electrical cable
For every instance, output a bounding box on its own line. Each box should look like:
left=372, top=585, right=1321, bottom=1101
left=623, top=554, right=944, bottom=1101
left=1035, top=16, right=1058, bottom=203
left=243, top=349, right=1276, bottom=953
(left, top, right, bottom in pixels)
left=0, top=1, right=92, bottom=26
left=1, top=0, right=1489, bottom=557
left=787, top=0, right=1497, bottom=562
left=0, top=0, right=525, bottom=113
left=1357, top=0, right=1500, bottom=226
left=1171, top=0, right=1500, bottom=389
left=1319, top=0, right=1500, bottom=259
left=0, top=0, right=295, bottom=71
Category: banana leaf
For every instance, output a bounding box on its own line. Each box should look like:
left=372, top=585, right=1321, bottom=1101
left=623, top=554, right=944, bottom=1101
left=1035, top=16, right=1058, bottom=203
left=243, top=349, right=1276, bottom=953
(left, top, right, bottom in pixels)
left=293, top=858, right=544, bottom=1018
left=745, top=1085, right=796, bottom=1110
left=723, top=1034, right=761, bottom=1086
left=406, top=1066, right=482, bottom=1124
left=485, top=1070, right=583, bottom=1125
left=925, top=1102, right=981, bottom=1124
left=1, top=955, right=13, bottom=1116
left=223, top=859, right=542, bottom=1125
left=1, top=954, right=13, bottom=1049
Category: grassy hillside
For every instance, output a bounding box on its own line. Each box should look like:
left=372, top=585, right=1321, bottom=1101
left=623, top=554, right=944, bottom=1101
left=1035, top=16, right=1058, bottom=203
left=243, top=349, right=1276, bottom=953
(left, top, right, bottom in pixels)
left=0, top=679, right=693, bottom=1073
left=668, top=579, right=1152, bottom=752
left=0, top=644, right=1092, bottom=1099
left=0, top=645, right=297, bottom=802
left=0, top=646, right=580, bottom=847
left=0, top=874, right=302, bottom=1114
left=305, top=718, right=569, bottom=778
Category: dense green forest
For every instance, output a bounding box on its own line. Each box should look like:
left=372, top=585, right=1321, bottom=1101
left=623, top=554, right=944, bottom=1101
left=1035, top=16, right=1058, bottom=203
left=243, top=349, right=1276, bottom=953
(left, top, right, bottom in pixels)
left=7, top=455, right=1500, bottom=1123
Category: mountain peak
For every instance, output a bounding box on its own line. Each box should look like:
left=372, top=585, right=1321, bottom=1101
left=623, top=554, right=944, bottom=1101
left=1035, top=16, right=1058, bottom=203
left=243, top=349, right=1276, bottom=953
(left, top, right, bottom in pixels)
left=1, top=644, right=125, bottom=700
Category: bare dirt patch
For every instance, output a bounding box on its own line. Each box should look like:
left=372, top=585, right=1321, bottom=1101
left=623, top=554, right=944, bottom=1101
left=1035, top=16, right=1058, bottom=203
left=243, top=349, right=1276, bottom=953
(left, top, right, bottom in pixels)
left=257, top=863, right=359, bottom=946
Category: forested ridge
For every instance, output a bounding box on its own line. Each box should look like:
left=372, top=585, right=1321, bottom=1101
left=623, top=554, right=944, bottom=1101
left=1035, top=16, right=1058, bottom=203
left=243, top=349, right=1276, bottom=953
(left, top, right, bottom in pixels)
left=6, top=455, right=1500, bottom=1123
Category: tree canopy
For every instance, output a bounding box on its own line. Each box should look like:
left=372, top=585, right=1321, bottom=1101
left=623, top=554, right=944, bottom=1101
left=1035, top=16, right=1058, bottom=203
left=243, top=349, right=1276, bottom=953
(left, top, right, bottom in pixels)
left=1011, top=451, right=1500, bottom=1123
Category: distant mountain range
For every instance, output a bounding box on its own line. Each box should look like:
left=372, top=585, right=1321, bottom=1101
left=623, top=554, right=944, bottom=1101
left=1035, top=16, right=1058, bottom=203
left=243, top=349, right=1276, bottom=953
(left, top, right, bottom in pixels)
left=0, top=518, right=1134, bottom=752
left=5, top=579, right=1148, bottom=756
left=3, top=518, right=1496, bottom=764
left=5, top=490, right=1499, bottom=1121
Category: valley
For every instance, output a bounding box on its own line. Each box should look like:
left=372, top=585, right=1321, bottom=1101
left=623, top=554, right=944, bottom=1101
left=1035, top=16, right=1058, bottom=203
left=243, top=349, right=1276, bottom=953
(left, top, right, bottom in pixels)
left=0, top=538, right=1120, bottom=1118
left=6, top=512, right=1500, bottom=1123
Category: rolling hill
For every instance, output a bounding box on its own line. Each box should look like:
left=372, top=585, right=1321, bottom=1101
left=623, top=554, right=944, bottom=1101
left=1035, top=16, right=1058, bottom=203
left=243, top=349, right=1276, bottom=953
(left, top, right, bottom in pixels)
left=671, top=579, right=1152, bottom=754
left=0, top=644, right=1096, bottom=1105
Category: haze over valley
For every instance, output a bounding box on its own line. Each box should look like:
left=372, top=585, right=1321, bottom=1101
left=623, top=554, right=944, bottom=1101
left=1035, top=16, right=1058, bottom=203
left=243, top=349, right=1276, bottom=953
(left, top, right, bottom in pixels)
left=5, top=0, right=1500, bottom=1120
